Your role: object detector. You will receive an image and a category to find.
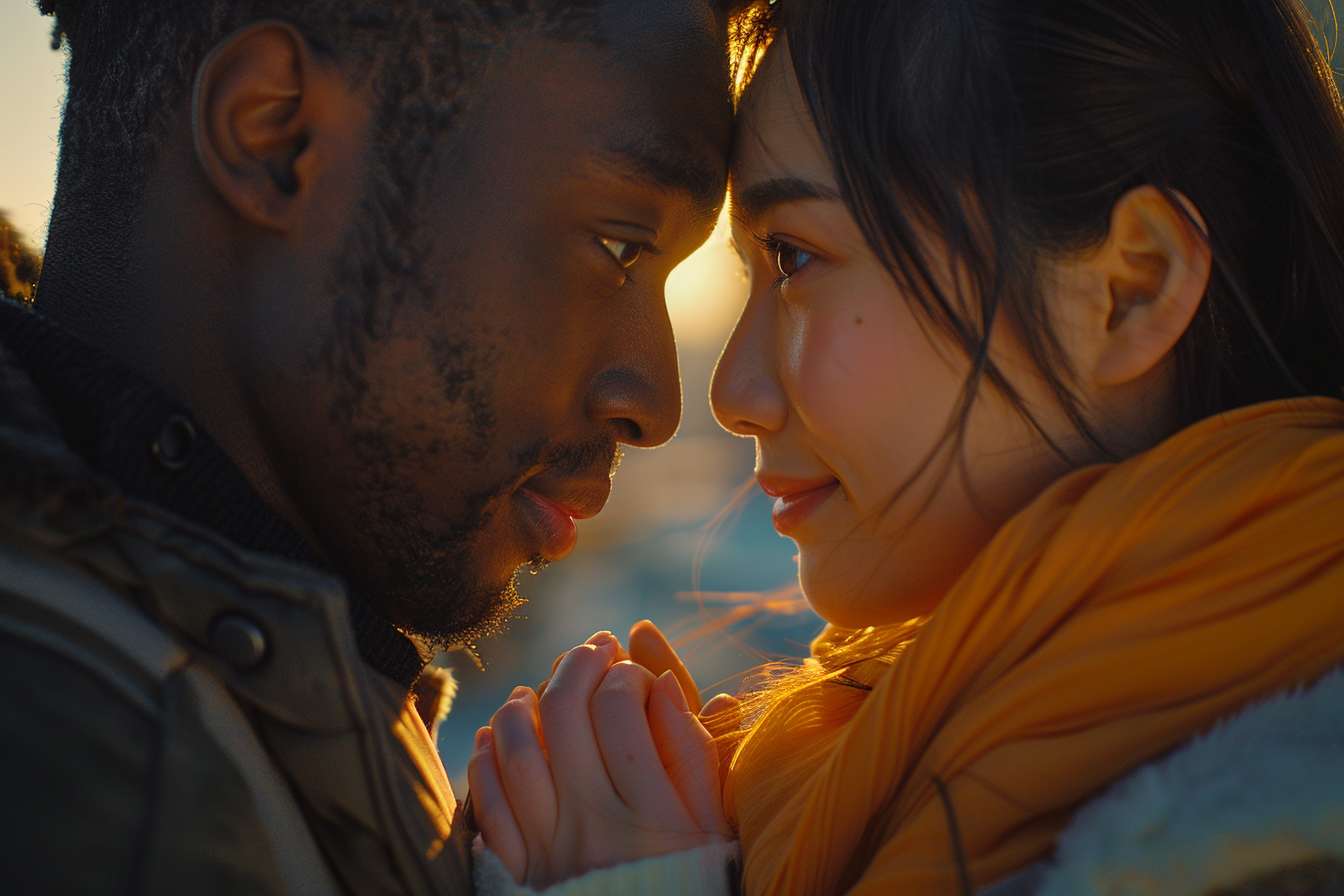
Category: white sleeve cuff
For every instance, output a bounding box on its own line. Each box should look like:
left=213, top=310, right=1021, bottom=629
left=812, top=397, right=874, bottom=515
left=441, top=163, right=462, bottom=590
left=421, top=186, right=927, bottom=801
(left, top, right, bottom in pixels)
left=472, top=838, right=741, bottom=896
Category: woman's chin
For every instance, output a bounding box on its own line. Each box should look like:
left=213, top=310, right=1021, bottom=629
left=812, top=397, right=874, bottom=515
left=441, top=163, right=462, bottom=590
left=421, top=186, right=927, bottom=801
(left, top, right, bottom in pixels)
left=798, top=575, right=901, bottom=630
left=798, top=554, right=950, bottom=630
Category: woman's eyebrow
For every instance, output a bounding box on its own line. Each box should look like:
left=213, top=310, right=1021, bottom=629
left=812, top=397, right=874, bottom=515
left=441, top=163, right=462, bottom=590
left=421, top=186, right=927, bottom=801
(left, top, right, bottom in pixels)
left=730, top=177, right=840, bottom=229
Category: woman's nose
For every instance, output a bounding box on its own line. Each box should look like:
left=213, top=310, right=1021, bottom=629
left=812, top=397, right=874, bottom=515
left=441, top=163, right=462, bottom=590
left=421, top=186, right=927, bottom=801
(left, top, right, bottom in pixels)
left=711, top=292, right=787, bottom=436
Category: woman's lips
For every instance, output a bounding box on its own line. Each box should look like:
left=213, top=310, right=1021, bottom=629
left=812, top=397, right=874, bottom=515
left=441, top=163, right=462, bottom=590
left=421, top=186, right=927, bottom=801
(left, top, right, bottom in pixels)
left=517, top=488, right=579, bottom=560
left=758, top=476, right=841, bottom=534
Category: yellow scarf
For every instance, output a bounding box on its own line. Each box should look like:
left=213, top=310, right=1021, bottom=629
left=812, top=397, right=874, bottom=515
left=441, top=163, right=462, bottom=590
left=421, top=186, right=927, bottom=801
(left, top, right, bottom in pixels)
left=725, top=398, right=1344, bottom=895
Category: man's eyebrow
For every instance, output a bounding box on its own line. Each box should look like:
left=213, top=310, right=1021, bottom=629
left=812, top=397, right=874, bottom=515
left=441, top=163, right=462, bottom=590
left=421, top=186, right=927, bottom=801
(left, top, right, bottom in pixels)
left=730, top=177, right=841, bottom=228
left=603, top=136, right=725, bottom=215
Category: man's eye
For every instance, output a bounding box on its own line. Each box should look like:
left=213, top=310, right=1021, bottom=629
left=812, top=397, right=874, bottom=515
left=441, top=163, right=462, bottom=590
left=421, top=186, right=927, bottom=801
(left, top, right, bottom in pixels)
left=598, top=236, right=643, bottom=268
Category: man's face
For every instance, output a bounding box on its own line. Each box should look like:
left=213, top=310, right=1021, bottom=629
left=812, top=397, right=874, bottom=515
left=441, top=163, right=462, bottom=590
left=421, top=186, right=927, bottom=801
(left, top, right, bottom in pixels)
left=243, top=0, right=731, bottom=647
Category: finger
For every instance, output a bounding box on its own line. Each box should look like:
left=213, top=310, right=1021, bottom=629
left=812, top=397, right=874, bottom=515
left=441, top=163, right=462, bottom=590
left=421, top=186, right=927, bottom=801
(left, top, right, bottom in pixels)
left=537, top=633, right=622, bottom=790
left=467, top=727, right=527, bottom=882
left=552, top=632, right=628, bottom=677
left=702, top=693, right=741, bottom=718
left=590, top=661, right=685, bottom=818
left=648, top=674, right=731, bottom=837
left=489, top=687, right=557, bottom=864
left=700, top=693, right=742, bottom=738
left=628, top=620, right=702, bottom=713
left=540, top=632, right=629, bottom=700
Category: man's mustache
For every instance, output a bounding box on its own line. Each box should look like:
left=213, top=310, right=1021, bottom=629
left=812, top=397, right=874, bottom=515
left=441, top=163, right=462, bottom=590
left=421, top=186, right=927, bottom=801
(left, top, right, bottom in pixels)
left=516, top=437, right=622, bottom=480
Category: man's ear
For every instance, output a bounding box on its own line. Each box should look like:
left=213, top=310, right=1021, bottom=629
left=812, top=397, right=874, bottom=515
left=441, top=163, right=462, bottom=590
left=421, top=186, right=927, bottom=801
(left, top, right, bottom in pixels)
left=1085, top=185, right=1212, bottom=387
left=192, top=22, right=354, bottom=231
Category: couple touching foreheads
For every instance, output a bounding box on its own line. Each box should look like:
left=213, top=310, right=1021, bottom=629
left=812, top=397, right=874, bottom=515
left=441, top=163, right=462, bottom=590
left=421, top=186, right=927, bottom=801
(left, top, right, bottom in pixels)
left=5, top=0, right=1344, bottom=894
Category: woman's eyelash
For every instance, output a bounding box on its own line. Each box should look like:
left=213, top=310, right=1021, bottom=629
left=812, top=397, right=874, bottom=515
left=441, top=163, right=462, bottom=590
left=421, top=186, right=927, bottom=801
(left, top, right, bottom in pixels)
left=752, top=232, right=788, bottom=290
left=752, top=231, right=783, bottom=258
left=753, top=232, right=802, bottom=290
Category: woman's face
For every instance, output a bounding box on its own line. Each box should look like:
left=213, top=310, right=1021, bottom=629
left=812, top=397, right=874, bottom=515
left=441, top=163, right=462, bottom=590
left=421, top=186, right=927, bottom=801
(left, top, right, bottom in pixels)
left=713, top=43, right=1087, bottom=628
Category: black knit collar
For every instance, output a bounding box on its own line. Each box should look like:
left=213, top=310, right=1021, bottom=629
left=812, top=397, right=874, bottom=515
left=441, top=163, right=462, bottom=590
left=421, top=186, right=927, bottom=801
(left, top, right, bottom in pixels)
left=0, top=299, right=426, bottom=690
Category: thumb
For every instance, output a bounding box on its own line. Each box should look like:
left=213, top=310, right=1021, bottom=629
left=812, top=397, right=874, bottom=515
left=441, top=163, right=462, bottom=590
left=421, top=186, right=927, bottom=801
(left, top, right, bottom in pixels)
left=629, top=619, right=702, bottom=713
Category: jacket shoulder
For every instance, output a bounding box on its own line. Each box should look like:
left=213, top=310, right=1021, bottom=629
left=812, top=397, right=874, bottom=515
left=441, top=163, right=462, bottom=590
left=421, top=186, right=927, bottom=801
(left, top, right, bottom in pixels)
left=0, top=520, right=187, bottom=703
left=0, top=528, right=313, bottom=894
left=1026, top=668, right=1344, bottom=896
left=0, top=570, right=164, bottom=894
left=0, top=334, right=471, bottom=894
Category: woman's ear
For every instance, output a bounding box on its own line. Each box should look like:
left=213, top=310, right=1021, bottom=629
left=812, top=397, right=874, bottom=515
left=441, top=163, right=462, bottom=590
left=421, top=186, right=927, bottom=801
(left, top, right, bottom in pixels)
left=192, top=21, right=359, bottom=232
left=1086, top=185, right=1212, bottom=387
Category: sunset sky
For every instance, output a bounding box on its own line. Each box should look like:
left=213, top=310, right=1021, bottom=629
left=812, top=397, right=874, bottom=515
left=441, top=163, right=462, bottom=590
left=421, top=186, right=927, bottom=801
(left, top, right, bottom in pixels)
left=0, top=5, right=65, bottom=249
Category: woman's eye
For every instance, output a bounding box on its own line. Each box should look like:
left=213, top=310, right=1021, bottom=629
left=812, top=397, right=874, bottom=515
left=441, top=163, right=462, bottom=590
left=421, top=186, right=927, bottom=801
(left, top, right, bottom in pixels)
left=775, top=243, right=814, bottom=279
left=752, top=233, right=815, bottom=286
left=598, top=236, right=642, bottom=268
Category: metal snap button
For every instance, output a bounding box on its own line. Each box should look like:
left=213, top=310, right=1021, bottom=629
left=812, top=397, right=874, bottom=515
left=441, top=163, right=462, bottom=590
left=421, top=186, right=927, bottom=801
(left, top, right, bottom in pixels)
left=150, top=414, right=196, bottom=471
left=209, top=613, right=268, bottom=671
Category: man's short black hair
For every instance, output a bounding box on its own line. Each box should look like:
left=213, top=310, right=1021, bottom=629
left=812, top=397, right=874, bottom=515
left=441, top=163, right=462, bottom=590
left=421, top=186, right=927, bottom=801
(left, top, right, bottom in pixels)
left=37, top=0, right=598, bottom=285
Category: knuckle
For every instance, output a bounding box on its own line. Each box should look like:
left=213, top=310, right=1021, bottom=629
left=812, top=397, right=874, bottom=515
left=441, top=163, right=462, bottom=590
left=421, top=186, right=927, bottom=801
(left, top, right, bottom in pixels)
left=543, top=646, right=604, bottom=702
left=498, top=750, right=546, bottom=788
left=590, top=683, right=629, bottom=714
left=491, top=700, right=530, bottom=731
left=493, top=712, right=540, bottom=751
left=538, top=682, right=581, bottom=724
left=536, top=685, right=561, bottom=714
left=602, top=661, right=653, bottom=692
left=568, top=643, right=604, bottom=667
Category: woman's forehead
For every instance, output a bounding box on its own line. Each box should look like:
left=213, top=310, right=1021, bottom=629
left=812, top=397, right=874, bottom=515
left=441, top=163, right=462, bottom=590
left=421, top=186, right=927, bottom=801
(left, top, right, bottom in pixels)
left=730, top=42, right=835, bottom=193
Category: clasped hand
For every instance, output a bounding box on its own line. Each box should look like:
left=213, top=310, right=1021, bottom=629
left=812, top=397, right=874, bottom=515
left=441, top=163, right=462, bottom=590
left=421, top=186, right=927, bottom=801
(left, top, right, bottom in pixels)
left=467, top=622, right=736, bottom=888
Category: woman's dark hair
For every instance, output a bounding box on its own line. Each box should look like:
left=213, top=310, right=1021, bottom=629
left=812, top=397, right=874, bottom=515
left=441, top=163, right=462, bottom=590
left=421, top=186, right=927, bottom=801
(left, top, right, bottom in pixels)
left=734, top=0, right=1344, bottom=452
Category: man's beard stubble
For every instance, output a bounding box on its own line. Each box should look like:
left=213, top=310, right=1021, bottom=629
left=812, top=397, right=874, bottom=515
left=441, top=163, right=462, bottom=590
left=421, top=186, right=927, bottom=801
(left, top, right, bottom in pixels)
left=368, top=473, right=526, bottom=653
left=318, top=196, right=526, bottom=651
left=320, top=189, right=620, bottom=653
left=371, top=436, right=621, bottom=652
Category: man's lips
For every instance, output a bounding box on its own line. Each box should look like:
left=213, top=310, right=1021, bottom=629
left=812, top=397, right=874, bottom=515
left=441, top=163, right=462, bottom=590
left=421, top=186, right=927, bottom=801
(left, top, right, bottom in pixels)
left=757, top=473, right=841, bottom=534
left=516, top=480, right=610, bottom=562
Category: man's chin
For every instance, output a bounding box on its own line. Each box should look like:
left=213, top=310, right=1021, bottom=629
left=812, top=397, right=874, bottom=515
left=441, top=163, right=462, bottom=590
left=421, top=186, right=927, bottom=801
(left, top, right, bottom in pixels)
left=393, top=564, right=529, bottom=653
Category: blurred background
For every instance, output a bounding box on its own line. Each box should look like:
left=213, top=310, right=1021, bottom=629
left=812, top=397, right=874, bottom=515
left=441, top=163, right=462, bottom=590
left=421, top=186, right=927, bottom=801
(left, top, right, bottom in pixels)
left=3, top=1, right=1341, bottom=793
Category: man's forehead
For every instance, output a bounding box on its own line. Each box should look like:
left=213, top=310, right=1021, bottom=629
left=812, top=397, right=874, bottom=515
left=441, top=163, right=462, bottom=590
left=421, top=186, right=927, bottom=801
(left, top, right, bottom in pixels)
left=599, top=132, right=725, bottom=214
left=594, top=0, right=726, bottom=60
left=588, top=0, right=732, bottom=210
left=445, top=3, right=730, bottom=221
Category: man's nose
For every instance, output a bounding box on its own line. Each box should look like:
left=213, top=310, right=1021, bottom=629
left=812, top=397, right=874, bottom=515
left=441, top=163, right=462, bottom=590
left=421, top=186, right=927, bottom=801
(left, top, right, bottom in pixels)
left=711, top=291, right=785, bottom=437
left=587, top=306, right=682, bottom=448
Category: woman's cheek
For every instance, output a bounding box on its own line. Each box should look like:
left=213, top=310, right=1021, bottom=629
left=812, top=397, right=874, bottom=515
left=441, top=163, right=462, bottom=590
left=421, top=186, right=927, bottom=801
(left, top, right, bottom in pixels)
left=783, top=278, right=962, bottom=505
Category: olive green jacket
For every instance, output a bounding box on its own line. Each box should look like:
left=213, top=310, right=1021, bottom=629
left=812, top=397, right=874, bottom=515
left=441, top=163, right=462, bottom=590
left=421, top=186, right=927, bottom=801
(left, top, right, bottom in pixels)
left=0, top=341, right=474, bottom=893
